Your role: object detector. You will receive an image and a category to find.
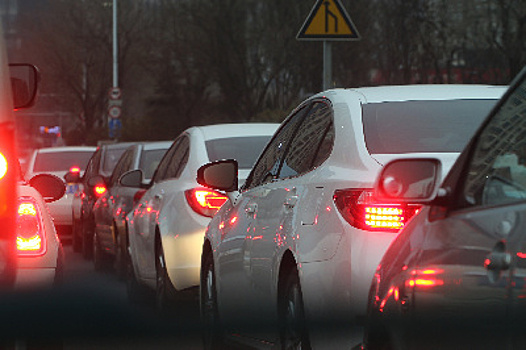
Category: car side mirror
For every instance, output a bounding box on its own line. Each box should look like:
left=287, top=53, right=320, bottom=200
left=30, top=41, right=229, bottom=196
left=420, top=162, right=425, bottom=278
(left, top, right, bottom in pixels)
left=28, top=174, right=65, bottom=203
left=119, top=169, right=143, bottom=188
left=197, top=159, right=238, bottom=192
left=9, top=64, right=39, bottom=109
left=375, top=158, right=442, bottom=202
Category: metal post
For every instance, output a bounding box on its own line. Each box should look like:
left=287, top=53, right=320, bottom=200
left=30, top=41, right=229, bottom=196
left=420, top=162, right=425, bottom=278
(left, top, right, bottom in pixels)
left=323, top=40, right=332, bottom=91
left=113, top=0, right=118, bottom=88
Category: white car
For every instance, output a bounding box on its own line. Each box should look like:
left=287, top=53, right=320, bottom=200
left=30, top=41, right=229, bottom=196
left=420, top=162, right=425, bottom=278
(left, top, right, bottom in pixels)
left=16, top=173, right=65, bottom=289
left=123, top=123, right=279, bottom=308
left=197, top=85, right=507, bottom=349
left=24, top=146, right=96, bottom=238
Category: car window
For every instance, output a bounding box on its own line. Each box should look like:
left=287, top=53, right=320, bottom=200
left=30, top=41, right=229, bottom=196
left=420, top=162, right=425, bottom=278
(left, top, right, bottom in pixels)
left=279, top=101, right=333, bottom=179
left=110, top=148, right=133, bottom=186
left=139, top=148, right=169, bottom=180
left=362, top=99, right=499, bottom=154
left=84, top=149, right=101, bottom=180
left=245, top=106, right=308, bottom=189
left=32, top=151, right=93, bottom=173
left=152, top=136, right=189, bottom=182
left=165, top=136, right=189, bottom=179
left=205, top=136, right=272, bottom=170
left=464, top=77, right=526, bottom=206
left=102, top=147, right=128, bottom=174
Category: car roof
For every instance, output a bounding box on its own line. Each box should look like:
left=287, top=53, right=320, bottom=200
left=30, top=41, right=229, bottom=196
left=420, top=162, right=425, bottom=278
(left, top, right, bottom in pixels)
left=99, top=142, right=137, bottom=152
left=34, top=146, right=96, bottom=153
left=139, top=141, right=173, bottom=151
left=190, top=123, right=280, bottom=141
left=318, top=84, right=508, bottom=104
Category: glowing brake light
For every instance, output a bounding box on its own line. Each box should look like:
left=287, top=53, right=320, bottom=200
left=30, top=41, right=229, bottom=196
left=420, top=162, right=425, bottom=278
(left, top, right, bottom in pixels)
left=333, top=189, right=420, bottom=232
left=69, top=166, right=81, bottom=173
left=16, top=198, right=45, bottom=256
left=0, top=152, right=7, bottom=180
left=94, top=185, right=107, bottom=196
left=185, top=187, right=228, bottom=217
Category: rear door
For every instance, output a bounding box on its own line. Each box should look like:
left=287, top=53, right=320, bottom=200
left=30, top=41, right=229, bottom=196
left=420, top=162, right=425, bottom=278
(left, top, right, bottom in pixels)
left=411, top=70, right=526, bottom=347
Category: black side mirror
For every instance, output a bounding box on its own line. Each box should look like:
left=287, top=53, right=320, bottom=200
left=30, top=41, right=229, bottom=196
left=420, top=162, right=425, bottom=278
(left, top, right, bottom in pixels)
left=9, top=64, right=39, bottom=109
left=28, top=174, right=65, bottom=203
left=119, top=169, right=143, bottom=188
left=375, top=158, right=442, bottom=202
left=197, top=159, right=238, bottom=192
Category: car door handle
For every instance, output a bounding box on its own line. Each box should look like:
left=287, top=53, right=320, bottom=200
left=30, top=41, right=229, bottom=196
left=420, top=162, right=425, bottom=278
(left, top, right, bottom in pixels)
left=245, top=203, right=258, bottom=214
left=284, top=195, right=299, bottom=209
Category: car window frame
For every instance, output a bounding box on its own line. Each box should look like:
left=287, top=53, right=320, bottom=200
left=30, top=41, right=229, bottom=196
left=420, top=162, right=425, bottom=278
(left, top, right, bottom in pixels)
left=242, top=104, right=312, bottom=190
left=278, top=100, right=334, bottom=180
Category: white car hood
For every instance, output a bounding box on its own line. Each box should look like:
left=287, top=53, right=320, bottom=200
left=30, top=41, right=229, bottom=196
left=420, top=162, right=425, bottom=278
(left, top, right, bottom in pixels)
left=371, top=153, right=460, bottom=181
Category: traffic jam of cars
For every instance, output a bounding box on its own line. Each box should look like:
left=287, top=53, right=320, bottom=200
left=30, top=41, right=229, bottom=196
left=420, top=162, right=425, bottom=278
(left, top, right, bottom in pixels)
left=11, top=69, right=526, bottom=349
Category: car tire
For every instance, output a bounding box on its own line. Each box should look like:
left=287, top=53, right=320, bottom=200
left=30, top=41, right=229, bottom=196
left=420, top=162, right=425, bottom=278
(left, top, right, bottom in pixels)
left=155, top=238, right=176, bottom=313
left=279, top=268, right=311, bottom=350
left=200, top=252, right=225, bottom=349
left=126, top=246, right=152, bottom=305
left=93, top=231, right=111, bottom=272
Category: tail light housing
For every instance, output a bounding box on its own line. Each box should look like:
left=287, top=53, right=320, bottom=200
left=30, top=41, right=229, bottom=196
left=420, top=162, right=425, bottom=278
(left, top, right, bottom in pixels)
left=0, top=152, right=7, bottom=180
left=333, top=189, right=420, bottom=232
left=16, top=197, right=46, bottom=256
left=185, top=187, right=228, bottom=217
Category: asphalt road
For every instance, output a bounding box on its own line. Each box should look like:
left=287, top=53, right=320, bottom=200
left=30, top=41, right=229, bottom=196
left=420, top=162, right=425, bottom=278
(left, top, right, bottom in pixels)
left=1, top=242, right=203, bottom=350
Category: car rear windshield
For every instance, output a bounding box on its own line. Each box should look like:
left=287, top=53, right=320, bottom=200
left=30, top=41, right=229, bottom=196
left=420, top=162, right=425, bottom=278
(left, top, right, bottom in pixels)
left=33, top=151, right=93, bottom=172
left=206, top=136, right=272, bottom=169
left=139, top=149, right=169, bottom=179
left=362, top=99, right=498, bottom=154
left=102, top=147, right=128, bottom=174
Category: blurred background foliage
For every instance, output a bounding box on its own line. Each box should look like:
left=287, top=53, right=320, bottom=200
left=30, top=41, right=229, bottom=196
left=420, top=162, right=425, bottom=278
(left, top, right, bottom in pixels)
left=11, top=0, right=526, bottom=145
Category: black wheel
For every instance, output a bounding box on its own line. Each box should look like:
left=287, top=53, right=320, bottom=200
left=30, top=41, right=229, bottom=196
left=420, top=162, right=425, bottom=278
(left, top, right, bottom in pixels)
left=82, top=219, right=94, bottom=260
left=93, top=231, right=111, bottom=272
left=279, top=270, right=311, bottom=350
left=155, top=238, right=175, bottom=312
left=200, top=252, right=224, bottom=349
left=126, top=245, right=152, bottom=304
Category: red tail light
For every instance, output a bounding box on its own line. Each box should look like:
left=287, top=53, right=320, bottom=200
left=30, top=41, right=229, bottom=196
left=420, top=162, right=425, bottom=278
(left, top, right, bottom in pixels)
left=133, top=189, right=147, bottom=207
left=0, top=152, right=7, bottom=180
left=333, top=189, right=420, bottom=232
left=185, top=187, right=228, bottom=217
left=16, top=198, right=46, bottom=256
left=69, top=166, right=80, bottom=173
left=94, top=185, right=107, bottom=197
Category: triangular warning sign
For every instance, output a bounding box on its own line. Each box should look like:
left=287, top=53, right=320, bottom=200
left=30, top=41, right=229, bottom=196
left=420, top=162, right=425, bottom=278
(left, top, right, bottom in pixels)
left=297, top=0, right=361, bottom=40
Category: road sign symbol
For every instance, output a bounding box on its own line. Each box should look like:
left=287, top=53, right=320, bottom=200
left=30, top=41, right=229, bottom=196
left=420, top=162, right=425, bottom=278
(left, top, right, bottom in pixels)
left=109, top=87, right=121, bottom=100
left=108, top=118, right=122, bottom=139
left=297, top=0, right=360, bottom=40
left=108, top=105, right=121, bottom=119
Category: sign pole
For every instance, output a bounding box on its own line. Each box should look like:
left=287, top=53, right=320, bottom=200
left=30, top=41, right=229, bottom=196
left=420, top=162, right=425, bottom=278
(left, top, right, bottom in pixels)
left=323, top=40, right=332, bottom=90
left=297, top=0, right=361, bottom=91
